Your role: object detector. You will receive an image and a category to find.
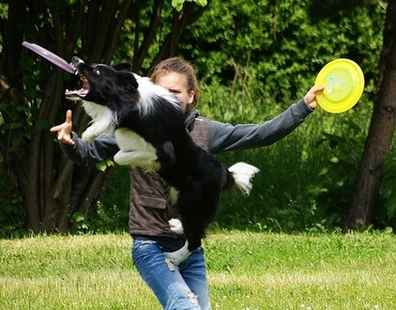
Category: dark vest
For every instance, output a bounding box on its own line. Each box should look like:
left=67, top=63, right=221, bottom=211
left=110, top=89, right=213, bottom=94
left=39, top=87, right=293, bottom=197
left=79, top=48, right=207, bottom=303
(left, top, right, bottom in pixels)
left=128, top=116, right=211, bottom=239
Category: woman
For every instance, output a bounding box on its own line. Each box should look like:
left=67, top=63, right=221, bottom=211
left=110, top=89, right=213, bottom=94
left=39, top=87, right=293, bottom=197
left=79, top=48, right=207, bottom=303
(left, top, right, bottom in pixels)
left=51, top=57, right=323, bottom=310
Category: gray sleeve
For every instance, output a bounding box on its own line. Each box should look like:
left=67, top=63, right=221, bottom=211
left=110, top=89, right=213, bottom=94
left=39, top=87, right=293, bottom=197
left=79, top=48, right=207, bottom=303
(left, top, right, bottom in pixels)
left=208, top=99, right=314, bottom=154
left=59, top=132, right=119, bottom=166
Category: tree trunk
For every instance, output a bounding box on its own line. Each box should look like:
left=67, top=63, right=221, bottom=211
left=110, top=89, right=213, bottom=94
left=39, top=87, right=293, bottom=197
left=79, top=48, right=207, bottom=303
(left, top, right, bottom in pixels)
left=346, top=0, right=396, bottom=229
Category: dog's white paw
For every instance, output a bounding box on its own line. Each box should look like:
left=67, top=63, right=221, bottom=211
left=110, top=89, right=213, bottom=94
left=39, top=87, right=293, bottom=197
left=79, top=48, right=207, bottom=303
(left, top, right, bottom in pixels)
left=168, top=218, right=184, bottom=235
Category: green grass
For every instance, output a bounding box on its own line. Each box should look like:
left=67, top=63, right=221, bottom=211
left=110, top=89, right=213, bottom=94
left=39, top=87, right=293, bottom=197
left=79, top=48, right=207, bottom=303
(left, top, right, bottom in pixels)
left=1, top=231, right=395, bottom=309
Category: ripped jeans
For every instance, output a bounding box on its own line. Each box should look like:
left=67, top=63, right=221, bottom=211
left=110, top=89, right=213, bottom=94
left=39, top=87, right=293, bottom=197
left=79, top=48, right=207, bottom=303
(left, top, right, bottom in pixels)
left=132, top=239, right=211, bottom=310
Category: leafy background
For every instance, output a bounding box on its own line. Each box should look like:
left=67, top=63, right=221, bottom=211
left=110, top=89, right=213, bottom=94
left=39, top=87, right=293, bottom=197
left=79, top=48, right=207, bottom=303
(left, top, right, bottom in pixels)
left=0, top=0, right=393, bottom=236
left=89, top=0, right=390, bottom=234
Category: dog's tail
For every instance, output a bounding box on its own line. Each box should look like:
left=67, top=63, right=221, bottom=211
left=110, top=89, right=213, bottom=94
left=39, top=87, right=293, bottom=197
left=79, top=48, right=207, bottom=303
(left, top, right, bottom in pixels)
left=228, top=162, right=260, bottom=195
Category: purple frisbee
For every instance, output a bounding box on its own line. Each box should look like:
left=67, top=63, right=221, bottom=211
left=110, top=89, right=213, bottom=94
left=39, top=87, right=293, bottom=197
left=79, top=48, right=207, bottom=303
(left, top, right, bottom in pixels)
left=22, top=41, right=75, bottom=74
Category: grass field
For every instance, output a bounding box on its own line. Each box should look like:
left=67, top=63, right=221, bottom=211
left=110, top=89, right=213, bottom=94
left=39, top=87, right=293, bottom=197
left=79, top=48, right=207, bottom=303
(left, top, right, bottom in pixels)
left=1, top=230, right=395, bottom=309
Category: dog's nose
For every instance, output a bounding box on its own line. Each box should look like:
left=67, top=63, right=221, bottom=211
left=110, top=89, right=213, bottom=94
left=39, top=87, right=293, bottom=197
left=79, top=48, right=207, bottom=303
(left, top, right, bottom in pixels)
left=71, top=56, right=84, bottom=65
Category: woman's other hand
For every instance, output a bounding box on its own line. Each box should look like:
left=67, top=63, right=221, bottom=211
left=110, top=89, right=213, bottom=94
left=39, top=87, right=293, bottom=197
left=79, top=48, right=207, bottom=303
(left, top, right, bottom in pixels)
left=304, top=86, right=325, bottom=109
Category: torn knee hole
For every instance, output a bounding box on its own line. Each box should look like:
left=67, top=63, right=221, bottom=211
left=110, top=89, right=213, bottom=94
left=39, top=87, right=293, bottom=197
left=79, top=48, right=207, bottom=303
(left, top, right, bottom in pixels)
left=165, top=257, right=176, bottom=271
left=185, top=290, right=199, bottom=307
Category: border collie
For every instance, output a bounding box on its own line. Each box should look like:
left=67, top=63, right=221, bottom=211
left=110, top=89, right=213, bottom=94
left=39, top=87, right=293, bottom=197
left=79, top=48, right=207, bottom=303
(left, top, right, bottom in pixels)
left=66, top=57, right=259, bottom=259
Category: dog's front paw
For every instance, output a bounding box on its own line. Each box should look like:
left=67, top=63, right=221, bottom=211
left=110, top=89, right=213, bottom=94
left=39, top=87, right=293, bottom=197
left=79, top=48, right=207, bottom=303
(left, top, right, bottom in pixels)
left=168, top=218, right=184, bottom=235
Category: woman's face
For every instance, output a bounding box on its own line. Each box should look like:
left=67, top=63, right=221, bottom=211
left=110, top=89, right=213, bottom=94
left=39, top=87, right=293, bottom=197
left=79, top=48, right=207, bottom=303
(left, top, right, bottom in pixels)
left=155, top=72, right=194, bottom=113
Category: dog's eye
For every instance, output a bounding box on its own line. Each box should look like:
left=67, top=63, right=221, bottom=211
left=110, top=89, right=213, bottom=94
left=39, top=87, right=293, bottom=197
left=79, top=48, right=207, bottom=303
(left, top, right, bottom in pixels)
left=94, top=68, right=101, bottom=75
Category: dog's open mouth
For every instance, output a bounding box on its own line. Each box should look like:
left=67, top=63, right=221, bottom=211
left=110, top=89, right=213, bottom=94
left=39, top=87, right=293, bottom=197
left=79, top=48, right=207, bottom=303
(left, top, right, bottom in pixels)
left=65, top=72, right=90, bottom=99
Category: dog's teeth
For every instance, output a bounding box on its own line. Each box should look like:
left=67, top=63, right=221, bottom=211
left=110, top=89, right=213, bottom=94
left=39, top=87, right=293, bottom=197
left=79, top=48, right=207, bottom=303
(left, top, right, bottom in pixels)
left=77, top=89, right=88, bottom=96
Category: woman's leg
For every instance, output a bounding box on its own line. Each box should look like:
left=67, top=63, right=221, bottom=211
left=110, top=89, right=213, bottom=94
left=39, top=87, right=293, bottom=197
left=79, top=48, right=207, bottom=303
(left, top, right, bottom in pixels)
left=179, top=247, right=211, bottom=310
left=132, top=239, right=203, bottom=310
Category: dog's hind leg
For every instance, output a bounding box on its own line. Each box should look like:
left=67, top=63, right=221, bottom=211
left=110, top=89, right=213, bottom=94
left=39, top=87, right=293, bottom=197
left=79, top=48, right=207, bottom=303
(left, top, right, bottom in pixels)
left=176, top=189, right=219, bottom=252
left=183, top=221, right=205, bottom=251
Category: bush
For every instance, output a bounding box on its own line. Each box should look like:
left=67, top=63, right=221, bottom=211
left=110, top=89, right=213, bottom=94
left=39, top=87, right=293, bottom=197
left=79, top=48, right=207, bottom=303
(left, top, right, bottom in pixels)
left=0, top=167, right=26, bottom=237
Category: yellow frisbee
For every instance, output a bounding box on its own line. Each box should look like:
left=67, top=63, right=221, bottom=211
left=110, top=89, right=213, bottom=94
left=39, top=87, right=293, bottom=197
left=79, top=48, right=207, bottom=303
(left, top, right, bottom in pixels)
left=315, top=59, right=364, bottom=114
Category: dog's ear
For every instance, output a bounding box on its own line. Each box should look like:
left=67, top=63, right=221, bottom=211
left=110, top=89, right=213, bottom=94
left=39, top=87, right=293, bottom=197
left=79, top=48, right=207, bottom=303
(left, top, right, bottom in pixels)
left=112, top=62, right=132, bottom=72
left=117, top=72, right=139, bottom=95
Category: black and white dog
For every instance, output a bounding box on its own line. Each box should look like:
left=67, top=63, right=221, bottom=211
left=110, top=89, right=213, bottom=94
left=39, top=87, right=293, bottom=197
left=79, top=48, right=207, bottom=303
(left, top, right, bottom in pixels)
left=66, top=57, right=259, bottom=258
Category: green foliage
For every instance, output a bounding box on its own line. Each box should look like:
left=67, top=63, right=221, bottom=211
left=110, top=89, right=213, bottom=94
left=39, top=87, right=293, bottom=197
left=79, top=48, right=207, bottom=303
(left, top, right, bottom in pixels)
left=95, top=159, right=115, bottom=172
left=0, top=0, right=391, bottom=234
left=192, top=79, right=376, bottom=232
left=179, top=0, right=384, bottom=103
left=87, top=0, right=389, bottom=233
left=71, top=212, right=89, bottom=232
left=377, top=145, right=396, bottom=231
left=0, top=168, right=26, bottom=237
left=175, top=0, right=386, bottom=231
left=85, top=166, right=131, bottom=233
left=306, top=111, right=370, bottom=227
left=172, top=0, right=207, bottom=12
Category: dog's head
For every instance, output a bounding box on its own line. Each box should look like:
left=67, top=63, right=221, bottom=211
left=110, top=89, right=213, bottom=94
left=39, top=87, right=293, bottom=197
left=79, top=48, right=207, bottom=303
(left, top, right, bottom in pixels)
left=66, top=56, right=138, bottom=106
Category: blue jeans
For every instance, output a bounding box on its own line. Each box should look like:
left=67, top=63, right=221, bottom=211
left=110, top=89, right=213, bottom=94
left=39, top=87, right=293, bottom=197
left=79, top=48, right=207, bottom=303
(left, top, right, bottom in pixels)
left=132, top=239, right=211, bottom=310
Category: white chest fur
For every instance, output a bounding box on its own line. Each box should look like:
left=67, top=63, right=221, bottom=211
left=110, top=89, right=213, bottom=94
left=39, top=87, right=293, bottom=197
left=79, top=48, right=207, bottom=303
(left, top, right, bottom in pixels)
left=81, top=101, right=115, bottom=143
left=113, top=128, right=160, bottom=171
